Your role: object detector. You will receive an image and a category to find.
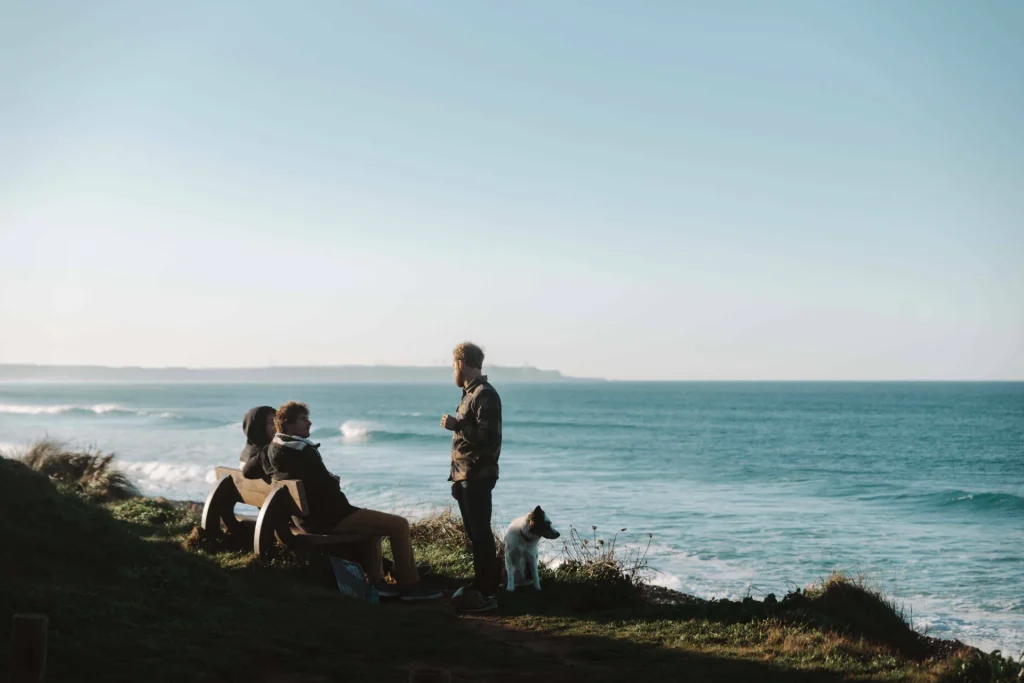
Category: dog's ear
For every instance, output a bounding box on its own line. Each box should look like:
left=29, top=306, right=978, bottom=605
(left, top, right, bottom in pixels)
left=532, top=505, right=544, bottom=518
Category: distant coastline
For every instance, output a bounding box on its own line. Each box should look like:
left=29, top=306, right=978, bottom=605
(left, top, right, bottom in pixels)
left=0, top=364, right=599, bottom=384
left=2, top=365, right=1019, bottom=384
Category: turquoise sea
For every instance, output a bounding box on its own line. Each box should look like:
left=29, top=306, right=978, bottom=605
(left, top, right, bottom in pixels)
left=1, top=381, right=1021, bottom=654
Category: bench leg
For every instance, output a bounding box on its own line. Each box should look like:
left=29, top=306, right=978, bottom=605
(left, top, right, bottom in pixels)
left=201, top=475, right=243, bottom=535
left=254, top=485, right=295, bottom=556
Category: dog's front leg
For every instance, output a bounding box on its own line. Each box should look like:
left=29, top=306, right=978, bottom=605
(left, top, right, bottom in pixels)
left=505, top=551, right=517, bottom=593
left=531, top=550, right=542, bottom=591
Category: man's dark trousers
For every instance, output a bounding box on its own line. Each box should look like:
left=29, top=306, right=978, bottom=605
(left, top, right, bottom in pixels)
left=452, top=478, right=499, bottom=595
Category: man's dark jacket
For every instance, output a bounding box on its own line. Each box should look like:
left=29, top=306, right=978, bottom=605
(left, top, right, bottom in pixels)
left=267, top=434, right=357, bottom=532
left=449, top=376, right=502, bottom=482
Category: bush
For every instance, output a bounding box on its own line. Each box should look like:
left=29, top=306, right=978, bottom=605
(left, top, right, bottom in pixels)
left=409, top=506, right=503, bottom=550
left=548, top=526, right=653, bottom=612
left=940, top=649, right=1024, bottom=682
left=409, top=507, right=468, bottom=547
left=14, top=439, right=140, bottom=502
left=783, top=572, right=929, bottom=659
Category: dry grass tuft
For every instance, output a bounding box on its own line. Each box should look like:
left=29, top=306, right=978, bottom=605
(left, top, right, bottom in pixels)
left=408, top=507, right=466, bottom=546
left=408, top=506, right=503, bottom=549
left=14, top=438, right=140, bottom=502
left=798, top=571, right=927, bottom=659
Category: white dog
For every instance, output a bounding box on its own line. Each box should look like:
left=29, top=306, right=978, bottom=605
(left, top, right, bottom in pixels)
left=504, top=506, right=561, bottom=592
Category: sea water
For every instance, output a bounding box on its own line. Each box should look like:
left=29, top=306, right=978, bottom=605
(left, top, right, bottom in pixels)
left=1, top=381, right=1021, bottom=654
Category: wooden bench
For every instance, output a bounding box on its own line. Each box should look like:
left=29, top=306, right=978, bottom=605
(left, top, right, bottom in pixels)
left=201, top=467, right=364, bottom=556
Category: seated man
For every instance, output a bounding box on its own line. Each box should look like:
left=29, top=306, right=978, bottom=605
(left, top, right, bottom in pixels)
left=267, top=400, right=441, bottom=601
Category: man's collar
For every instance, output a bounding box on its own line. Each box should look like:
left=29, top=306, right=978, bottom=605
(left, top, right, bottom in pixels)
left=273, top=433, right=320, bottom=448
left=462, top=375, right=488, bottom=394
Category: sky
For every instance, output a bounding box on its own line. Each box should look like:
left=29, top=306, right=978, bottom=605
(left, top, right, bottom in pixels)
left=1, top=1, right=1021, bottom=380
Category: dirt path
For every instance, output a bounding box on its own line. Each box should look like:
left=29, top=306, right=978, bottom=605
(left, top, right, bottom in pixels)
left=458, top=614, right=610, bottom=674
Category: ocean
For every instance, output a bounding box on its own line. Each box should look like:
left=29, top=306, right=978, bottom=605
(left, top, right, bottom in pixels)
left=1, top=381, right=1021, bottom=654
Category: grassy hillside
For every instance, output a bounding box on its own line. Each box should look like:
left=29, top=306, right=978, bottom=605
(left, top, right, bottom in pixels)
left=1, top=448, right=1019, bottom=682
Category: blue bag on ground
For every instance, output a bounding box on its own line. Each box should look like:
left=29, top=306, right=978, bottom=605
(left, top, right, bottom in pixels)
left=329, top=557, right=379, bottom=604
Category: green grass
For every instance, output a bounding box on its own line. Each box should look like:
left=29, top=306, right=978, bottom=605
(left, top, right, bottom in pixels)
left=406, top=507, right=479, bottom=579
left=2, top=448, right=1021, bottom=683
left=0, top=457, right=550, bottom=682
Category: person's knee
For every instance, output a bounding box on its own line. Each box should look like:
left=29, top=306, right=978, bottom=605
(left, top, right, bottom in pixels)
left=388, top=513, right=410, bottom=536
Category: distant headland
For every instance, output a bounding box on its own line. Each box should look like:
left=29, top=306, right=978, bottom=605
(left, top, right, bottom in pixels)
left=0, top=364, right=599, bottom=384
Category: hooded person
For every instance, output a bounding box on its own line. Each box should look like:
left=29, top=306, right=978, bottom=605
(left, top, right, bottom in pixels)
left=240, top=405, right=276, bottom=482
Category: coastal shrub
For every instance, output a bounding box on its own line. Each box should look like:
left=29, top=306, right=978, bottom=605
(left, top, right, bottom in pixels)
left=15, top=438, right=140, bottom=502
left=409, top=506, right=503, bottom=550
left=940, top=649, right=1024, bottom=682
left=409, top=507, right=469, bottom=547
left=548, top=525, right=652, bottom=611
left=786, top=572, right=928, bottom=659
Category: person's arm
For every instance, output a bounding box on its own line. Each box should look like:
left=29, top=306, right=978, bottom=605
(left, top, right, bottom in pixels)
left=458, top=391, right=501, bottom=447
left=241, top=453, right=265, bottom=480
left=273, top=445, right=332, bottom=483
left=296, top=448, right=337, bottom=487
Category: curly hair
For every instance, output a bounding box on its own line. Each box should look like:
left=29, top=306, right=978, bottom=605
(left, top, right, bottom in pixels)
left=275, top=401, right=309, bottom=433
left=453, top=342, right=485, bottom=369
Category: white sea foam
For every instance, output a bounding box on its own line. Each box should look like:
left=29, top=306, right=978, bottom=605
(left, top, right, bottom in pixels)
left=896, top=592, right=1024, bottom=656
left=0, top=403, right=87, bottom=415
left=340, top=420, right=374, bottom=441
left=648, top=572, right=685, bottom=592
left=117, top=460, right=217, bottom=496
left=0, top=440, right=24, bottom=455
left=0, top=403, right=170, bottom=417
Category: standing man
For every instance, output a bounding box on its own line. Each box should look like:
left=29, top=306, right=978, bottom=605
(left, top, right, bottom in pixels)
left=441, top=342, right=502, bottom=613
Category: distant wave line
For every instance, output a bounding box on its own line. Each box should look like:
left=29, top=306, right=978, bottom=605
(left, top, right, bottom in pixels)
left=0, top=403, right=178, bottom=418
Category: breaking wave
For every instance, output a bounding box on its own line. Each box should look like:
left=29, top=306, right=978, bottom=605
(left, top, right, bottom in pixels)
left=0, top=403, right=155, bottom=417
left=308, top=421, right=445, bottom=444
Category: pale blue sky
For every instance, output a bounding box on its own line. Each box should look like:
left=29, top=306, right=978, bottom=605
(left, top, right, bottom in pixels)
left=1, top=1, right=1021, bottom=380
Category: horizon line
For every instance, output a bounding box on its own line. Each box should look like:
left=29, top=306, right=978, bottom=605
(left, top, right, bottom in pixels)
left=0, top=363, right=1020, bottom=383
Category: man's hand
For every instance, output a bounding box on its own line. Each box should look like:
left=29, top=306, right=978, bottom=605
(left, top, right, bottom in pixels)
left=441, top=414, right=460, bottom=431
